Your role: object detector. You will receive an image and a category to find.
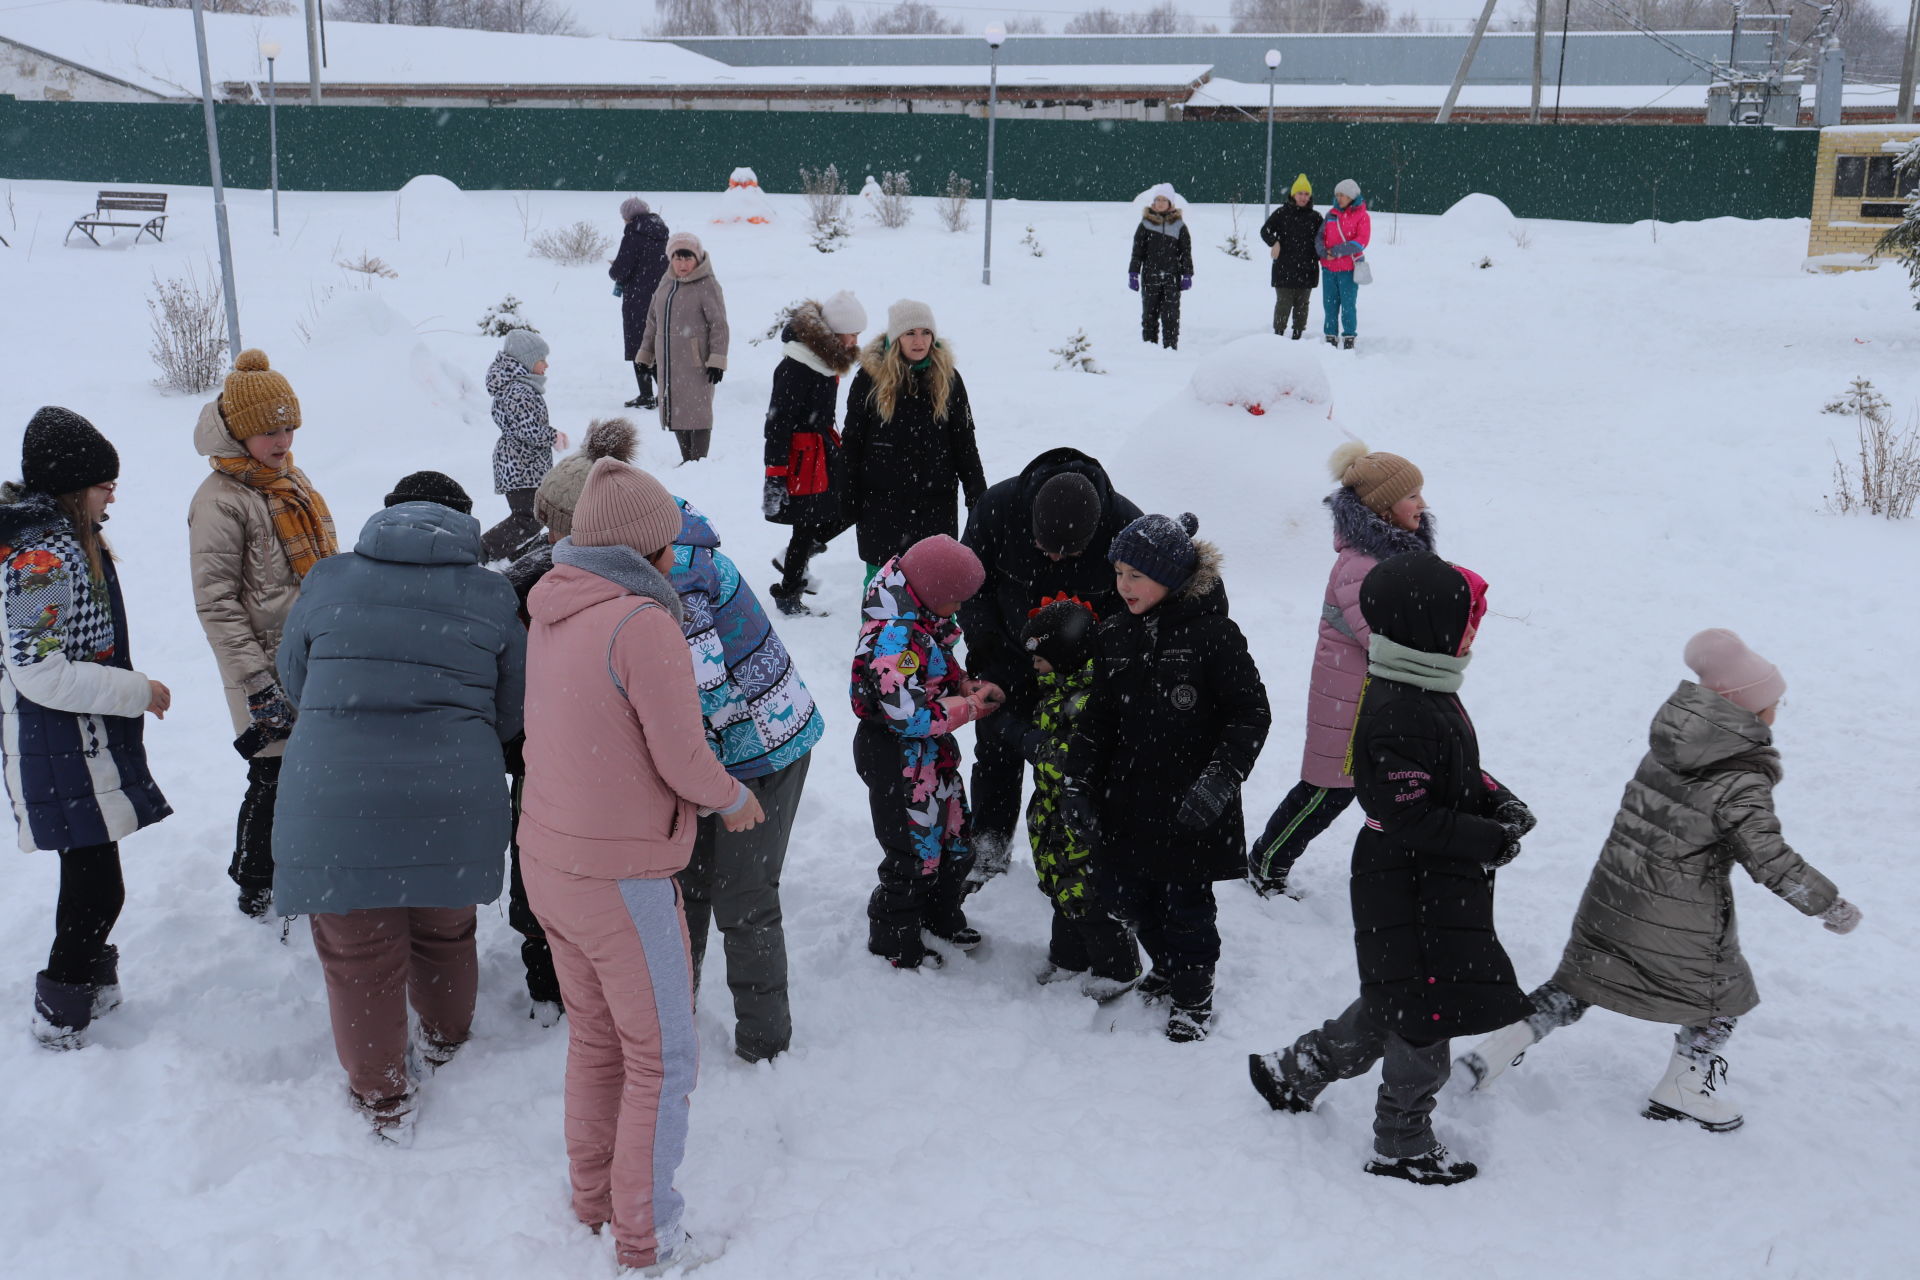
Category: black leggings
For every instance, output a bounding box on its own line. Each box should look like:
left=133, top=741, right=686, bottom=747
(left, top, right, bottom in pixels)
left=49, top=843, right=123, bottom=984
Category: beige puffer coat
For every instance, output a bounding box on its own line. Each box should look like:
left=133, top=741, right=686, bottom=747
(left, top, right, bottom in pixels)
left=1551, top=681, right=1838, bottom=1025
left=186, top=399, right=303, bottom=758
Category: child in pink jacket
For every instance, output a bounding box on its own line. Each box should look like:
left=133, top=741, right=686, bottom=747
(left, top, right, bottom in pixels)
left=1320, top=178, right=1371, bottom=349
left=520, top=457, right=764, bottom=1274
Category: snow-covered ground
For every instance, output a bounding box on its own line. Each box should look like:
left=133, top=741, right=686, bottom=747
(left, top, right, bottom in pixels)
left=0, top=177, right=1915, bottom=1279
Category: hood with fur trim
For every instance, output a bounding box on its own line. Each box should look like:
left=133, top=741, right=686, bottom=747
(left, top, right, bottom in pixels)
left=1326, top=486, right=1435, bottom=561
left=782, top=300, right=856, bottom=377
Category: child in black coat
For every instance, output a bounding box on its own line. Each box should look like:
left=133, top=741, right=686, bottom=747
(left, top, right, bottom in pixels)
left=1067, top=513, right=1270, bottom=1042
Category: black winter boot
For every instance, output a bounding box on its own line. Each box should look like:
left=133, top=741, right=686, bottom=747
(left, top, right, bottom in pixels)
left=1166, top=998, right=1213, bottom=1043
left=1343, top=336, right=1356, bottom=351
left=626, top=364, right=657, bottom=411
left=1324, top=334, right=1339, bottom=348
left=89, top=944, right=122, bottom=1019
left=1249, top=1052, right=1317, bottom=1113
left=1136, top=970, right=1173, bottom=1005
left=769, top=582, right=816, bottom=618
left=32, top=971, right=92, bottom=1050
left=1365, top=1145, right=1478, bottom=1186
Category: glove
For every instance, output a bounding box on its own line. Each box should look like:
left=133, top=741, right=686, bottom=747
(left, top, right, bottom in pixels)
left=246, top=681, right=296, bottom=736
left=1178, top=275, right=1192, bottom=292
left=1060, top=777, right=1100, bottom=845
left=1176, top=762, right=1239, bottom=830
left=706, top=366, right=724, bottom=385
left=1128, top=272, right=1140, bottom=292
left=1482, top=834, right=1523, bottom=872
left=964, top=836, right=1012, bottom=896
left=762, top=475, right=787, bottom=520
left=1821, top=898, right=1862, bottom=935
left=1493, top=797, right=1537, bottom=838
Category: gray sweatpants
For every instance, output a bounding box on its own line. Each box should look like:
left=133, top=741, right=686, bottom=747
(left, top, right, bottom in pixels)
left=1278, top=997, right=1450, bottom=1158
left=679, top=753, right=810, bottom=1062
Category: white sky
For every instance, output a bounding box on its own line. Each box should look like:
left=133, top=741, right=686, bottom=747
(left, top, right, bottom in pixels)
left=564, top=0, right=1513, bottom=41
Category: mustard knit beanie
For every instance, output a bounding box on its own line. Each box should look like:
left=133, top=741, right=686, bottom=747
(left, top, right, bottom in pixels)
left=220, top=349, right=301, bottom=441
left=1290, top=173, right=1313, bottom=197
left=1329, top=440, right=1422, bottom=517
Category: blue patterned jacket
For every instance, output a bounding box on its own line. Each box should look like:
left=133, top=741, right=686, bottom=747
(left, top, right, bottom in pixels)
left=670, top=500, right=822, bottom=781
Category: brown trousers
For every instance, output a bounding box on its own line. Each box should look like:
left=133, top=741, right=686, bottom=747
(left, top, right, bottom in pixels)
left=308, top=906, right=479, bottom=1103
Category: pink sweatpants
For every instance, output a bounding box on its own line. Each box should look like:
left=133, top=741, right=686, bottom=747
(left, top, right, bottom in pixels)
left=523, top=858, right=698, bottom=1271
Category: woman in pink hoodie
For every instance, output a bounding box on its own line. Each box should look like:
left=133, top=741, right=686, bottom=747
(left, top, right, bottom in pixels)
left=520, top=457, right=764, bottom=1274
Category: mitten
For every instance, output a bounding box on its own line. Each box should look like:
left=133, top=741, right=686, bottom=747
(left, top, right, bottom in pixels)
left=762, top=475, right=787, bottom=520
left=246, top=681, right=296, bottom=736
left=1483, top=831, right=1524, bottom=871
left=1821, top=898, right=1862, bottom=935
left=1176, top=762, right=1239, bottom=830
left=1493, top=797, right=1537, bottom=838
left=706, top=366, right=724, bottom=385
left=1179, top=275, right=1192, bottom=292
left=964, top=840, right=1012, bottom=892
left=1128, top=272, right=1140, bottom=292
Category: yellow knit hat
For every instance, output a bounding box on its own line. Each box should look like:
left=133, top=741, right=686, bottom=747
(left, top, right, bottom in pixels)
left=1290, top=173, right=1313, bottom=197
left=220, top=349, right=301, bottom=441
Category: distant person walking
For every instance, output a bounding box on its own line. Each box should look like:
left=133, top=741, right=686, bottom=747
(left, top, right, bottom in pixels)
left=1321, top=178, right=1371, bottom=350
left=610, top=197, right=670, bottom=411
left=1129, top=184, right=1193, bottom=350
left=762, top=292, right=866, bottom=617
left=637, top=232, right=730, bottom=465
left=1260, top=174, right=1324, bottom=341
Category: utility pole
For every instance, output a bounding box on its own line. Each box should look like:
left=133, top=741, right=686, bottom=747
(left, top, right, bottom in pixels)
left=305, top=0, right=323, bottom=105
left=1438, top=0, right=1502, bottom=124
left=190, top=0, right=243, bottom=361
left=1899, top=0, right=1918, bottom=123
left=1530, top=0, right=1547, bottom=124
left=982, top=23, right=1005, bottom=286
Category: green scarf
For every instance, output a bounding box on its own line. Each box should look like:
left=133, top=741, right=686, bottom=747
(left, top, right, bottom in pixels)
left=1367, top=634, right=1470, bottom=693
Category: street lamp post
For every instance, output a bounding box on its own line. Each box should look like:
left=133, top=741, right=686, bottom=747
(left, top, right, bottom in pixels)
left=1263, top=48, right=1281, bottom=218
left=262, top=39, right=281, bottom=236
left=982, top=22, right=1005, bottom=287
left=190, top=0, right=243, bottom=361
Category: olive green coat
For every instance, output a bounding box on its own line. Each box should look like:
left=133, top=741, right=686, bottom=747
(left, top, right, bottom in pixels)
left=1551, top=681, right=1838, bottom=1025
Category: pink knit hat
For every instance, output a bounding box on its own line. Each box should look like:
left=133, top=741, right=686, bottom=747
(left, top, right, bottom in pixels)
left=1684, top=628, right=1785, bottom=715
left=571, top=458, right=681, bottom=557
left=665, top=231, right=704, bottom=259
left=900, top=535, right=984, bottom=607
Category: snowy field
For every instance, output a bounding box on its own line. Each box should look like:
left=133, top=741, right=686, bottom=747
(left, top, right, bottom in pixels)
left=0, top=175, right=1915, bottom=1280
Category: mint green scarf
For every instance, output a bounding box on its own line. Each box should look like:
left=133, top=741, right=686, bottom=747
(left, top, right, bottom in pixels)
left=1367, top=634, right=1470, bottom=693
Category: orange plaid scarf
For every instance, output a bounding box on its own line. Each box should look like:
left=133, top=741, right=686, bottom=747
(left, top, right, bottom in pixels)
left=211, top=454, right=338, bottom=578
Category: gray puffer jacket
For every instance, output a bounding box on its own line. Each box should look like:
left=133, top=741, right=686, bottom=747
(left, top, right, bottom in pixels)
left=1551, top=681, right=1838, bottom=1025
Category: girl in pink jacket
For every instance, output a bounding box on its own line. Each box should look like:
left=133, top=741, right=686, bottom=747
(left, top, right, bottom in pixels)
left=520, top=457, right=763, bottom=1274
left=1320, top=179, right=1371, bottom=350
left=1249, top=442, right=1431, bottom=899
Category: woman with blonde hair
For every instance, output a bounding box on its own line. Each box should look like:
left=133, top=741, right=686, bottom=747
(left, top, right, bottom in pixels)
left=840, top=300, right=985, bottom=583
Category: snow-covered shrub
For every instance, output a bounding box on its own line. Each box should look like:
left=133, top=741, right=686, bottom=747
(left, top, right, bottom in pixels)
left=1510, top=226, right=1534, bottom=250
left=338, top=251, right=398, bottom=278
left=1021, top=224, right=1045, bottom=257
left=939, top=173, right=973, bottom=232
left=1219, top=200, right=1251, bottom=260
left=531, top=220, right=612, bottom=266
left=1050, top=329, right=1105, bottom=374
left=146, top=266, right=227, bottom=394
left=478, top=295, right=538, bottom=337
left=799, top=164, right=850, bottom=246
left=873, top=171, right=913, bottom=229
left=1870, top=138, right=1920, bottom=310
left=1825, top=378, right=1920, bottom=520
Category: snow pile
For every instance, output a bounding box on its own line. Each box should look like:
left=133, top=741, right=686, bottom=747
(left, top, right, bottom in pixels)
left=716, top=167, right=773, bottom=225
left=391, top=175, right=472, bottom=252
left=1187, top=334, right=1332, bottom=414
left=1132, top=182, right=1190, bottom=213
left=1435, top=193, right=1522, bottom=245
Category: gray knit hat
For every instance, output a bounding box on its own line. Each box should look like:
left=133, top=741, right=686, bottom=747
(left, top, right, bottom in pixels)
left=620, top=196, right=649, bottom=221
left=502, top=328, right=549, bottom=369
left=886, top=298, right=936, bottom=344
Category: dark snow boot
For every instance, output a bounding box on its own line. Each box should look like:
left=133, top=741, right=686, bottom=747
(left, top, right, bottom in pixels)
left=1136, top=970, right=1173, bottom=1005
left=1166, top=1000, right=1213, bottom=1043
left=237, top=883, right=273, bottom=920
left=31, top=971, right=93, bottom=1050
left=1365, top=1145, right=1479, bottom=1187
left=1249, top=1052, right=1316, bottom=1113
left=627, top=365, right=657, bottom=411
left=769, top=582, right=816, bottom=618
left=1343, top=336, right=1356, bottom=351
left=1324, top=334, right=1339, bottom=348
left=89, top=944, right=122, bottom=1019
left=871, top=941, right=944, bottom=971
left=925, top=922, right=983, bottom=953
left=1290, top=329, right=1305, bottom=341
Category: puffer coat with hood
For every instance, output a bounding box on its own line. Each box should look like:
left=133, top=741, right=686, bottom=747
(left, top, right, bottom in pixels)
left=1550, top=681, right=1839, bottom=1025
left=487, top=352, right=556, bottom=494
left=186, top=399, right=309, bottom=756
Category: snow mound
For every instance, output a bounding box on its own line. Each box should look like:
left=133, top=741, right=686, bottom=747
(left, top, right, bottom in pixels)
left=1437, top=193, right=1519, bottom=241
left=1188, top=334, right=1332, bottom=413
left=391, top=175, right=470, bottom=249
left=718, top=167, right=773, bottom=225
left=1132, top=182, right=1189, bottom=212
left=303, top=288, right=412, bottom=350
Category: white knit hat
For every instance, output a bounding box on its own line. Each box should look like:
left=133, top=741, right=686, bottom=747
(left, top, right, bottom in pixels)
left=887, top=298, right=936, bottom=343
left=823, top=291, right=868, bottom=334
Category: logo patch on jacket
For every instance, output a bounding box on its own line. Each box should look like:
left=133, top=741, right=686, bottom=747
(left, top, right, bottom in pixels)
left=1169, top=683, right=1198, bottom=711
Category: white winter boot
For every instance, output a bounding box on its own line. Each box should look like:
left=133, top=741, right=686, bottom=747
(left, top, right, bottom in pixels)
left=1642, top=1046, right=1743, bottom=1132
left=1455, top=1019, right=1537, bottom=1092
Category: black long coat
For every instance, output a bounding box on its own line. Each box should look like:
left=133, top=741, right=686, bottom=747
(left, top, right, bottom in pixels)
left=840, top=342, right=986, bottom=567
left=763, top=304, right=854, bottom=530
left=1349, top=677, right=1532, bottom=1044
left=959, top=447, right=1142, bottom=692
left=1259, top=201, right=1325, bottom=290
left=610, top=212, right=669, bottom=360
left=1075, top=548, right=1271, bottom=883
left=1129, top=216, right=1194, bottom=282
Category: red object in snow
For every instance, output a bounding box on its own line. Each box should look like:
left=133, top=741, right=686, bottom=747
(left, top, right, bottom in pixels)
left=1244, top=403, right=1267, bottom=416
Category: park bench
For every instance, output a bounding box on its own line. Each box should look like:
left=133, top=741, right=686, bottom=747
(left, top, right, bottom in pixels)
left=66, top=191, right=169, bottom=247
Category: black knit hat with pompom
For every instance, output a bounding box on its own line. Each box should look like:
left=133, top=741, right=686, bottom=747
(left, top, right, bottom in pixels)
left=1107, top=512, right=1200, bottom=589
left=22, top=406, right=119, bottom=497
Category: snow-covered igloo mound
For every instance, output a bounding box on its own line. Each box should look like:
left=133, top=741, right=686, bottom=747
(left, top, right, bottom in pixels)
left=390, top=175, right=472, bottom=250
left=1436, top=193, right=1520, bottom=243
left=1188, top=334, right=1331, bottom=415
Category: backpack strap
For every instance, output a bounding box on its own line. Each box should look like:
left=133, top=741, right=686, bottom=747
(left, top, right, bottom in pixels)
left=605, top=600, right=661, bottom=700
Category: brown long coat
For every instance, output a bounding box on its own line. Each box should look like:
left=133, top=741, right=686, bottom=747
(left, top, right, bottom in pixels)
left=1551, top=681, right=1839, bottom=1025
left=186, top=400, right=303, bottom=757
left=635, top=256, right=729, bottom=436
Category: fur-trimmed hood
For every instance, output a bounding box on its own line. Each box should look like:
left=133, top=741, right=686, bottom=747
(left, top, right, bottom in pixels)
left=1172, top=538, right=1224, bottom=606
left=1326, top=486, right=1435, bottom=560
left=782, top=301, right=856, bottom=377
left=1142, top=205, right=1185, bottom=230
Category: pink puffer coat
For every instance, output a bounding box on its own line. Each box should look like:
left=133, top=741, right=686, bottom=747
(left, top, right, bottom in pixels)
left=1299, top=487, right=1434, bottom=788
left=1320, top=200, right=1371, bottom=274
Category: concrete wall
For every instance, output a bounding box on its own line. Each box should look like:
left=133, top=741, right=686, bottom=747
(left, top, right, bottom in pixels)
left=0, top=39, right=167, bottom=103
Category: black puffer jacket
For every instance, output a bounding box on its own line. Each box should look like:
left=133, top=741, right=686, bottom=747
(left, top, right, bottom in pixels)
left=959, top=448, right=1142, bottom=691
left=1259, top=201, right=1325, bottom=290
left=1074, top=543, right=1271, bottom=882
left=1348, top=552, right=1530, bottom=1043
left=610, top=212, right=670, bottom=360
left=840, top=339, right=986, bottom=567
left=763, top=301, right=856, bottom=530
left=1129, top=211, right=1194, bottom=282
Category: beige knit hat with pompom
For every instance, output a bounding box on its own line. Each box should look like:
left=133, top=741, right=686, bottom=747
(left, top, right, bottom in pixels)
left=1329, top=439, right=1422, bottom=517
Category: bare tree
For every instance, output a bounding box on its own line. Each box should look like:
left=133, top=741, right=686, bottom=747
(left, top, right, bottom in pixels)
left=327, top=0, right=578, bottom=33
left=1068, top=3, right=1212, bottom=33
left=116, top=0, right=293, bottom=12
left=815, top=4, right=857, bottom=33
left=654, top=0, right=816, bottom=35
left=1002, top=15, right=1049, bottom=32
left=1508, top=1, right=1901, bottom=83
left=862, top=0, right=962, bottom=34
left=1229, top=0, right=1392, bottom=32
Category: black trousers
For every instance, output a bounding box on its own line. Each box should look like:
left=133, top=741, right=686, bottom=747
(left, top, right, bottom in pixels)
left=1273, top=286, right=1314, bottom=336
left=967, top=685, right=1034, bottom=866
left=1141, top=277, right=1181, bottom=347
left=855, top=726, right=973, bottom=962
left=228, top=755, right=281, bottom=895
left=1248, top=781, right=1356, bottom=888
left=776, top=523, right=839, bottom=595
left=1048, top=901, right=1141, bottom=983
left=481, top=488, right=541, bottom=563
left=505, top=768, right=561, bottom=1006
left=49, top=843, right=123, bottom=985
left=1102, top=869, right=1218, bottom=1009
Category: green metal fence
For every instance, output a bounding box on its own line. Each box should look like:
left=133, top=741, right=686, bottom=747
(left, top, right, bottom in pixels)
left=0, top=98, right=1818, bottom=224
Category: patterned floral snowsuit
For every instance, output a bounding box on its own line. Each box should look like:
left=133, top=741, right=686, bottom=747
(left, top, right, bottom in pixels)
left=849, top=557, right=975, bottom=963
